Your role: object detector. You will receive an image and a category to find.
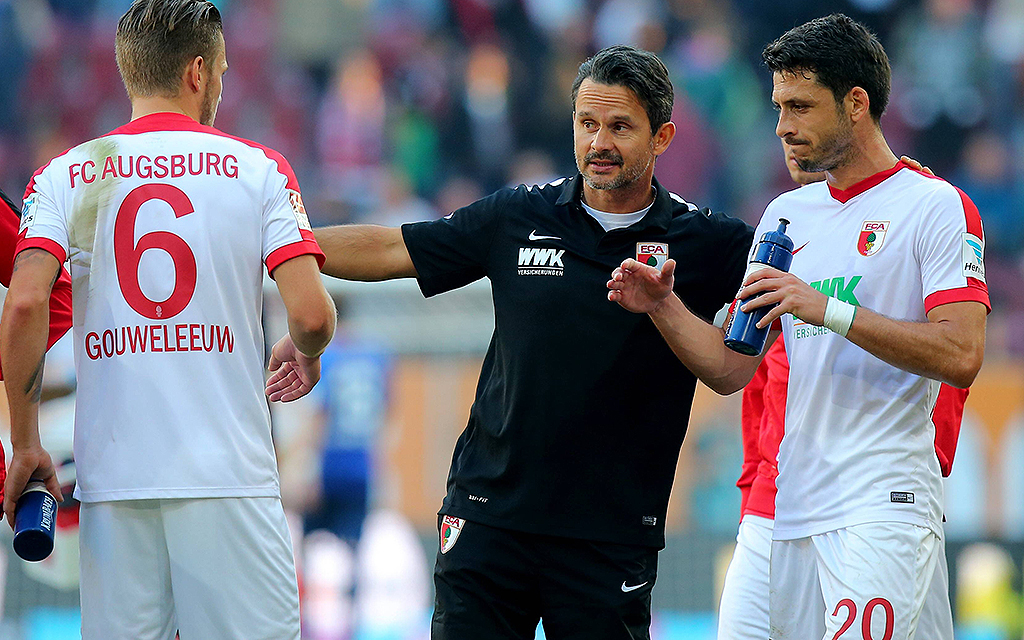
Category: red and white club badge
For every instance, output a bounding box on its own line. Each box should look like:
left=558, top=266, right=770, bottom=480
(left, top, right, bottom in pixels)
left=440, top=516, right=465, bottom=554
left=636, top=242, right=669, bottom=269
left=858, top=221, right=889, bottom=256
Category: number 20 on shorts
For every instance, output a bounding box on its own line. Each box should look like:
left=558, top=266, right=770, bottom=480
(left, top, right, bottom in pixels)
left=832, top=598, right=895, bottom=640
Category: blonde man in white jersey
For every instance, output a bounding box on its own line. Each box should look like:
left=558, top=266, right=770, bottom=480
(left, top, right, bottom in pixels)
left=1, top=1, right=335, bottom=638
left=609, top=13, right=986, bottom=640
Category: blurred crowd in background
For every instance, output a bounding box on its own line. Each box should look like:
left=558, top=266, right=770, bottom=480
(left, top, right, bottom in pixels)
left=3, top=0, right=1024, bottom=638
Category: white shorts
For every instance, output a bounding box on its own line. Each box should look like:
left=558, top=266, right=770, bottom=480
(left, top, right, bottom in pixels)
left=768, top=522, right=952, bottom=640
left=718, top=514, right=773, bottom=640
left=79, top=497, right=300, bottom=640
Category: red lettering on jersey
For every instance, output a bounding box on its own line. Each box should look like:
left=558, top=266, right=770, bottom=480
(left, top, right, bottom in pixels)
left=223, top=155, right=238, bottom=178
left=153, top=156, right=169, bottom=179
left=118, top=155, right=134, bottom=179
left=216, top=325, right=234, bottom=352
left=190, top=324, right=202, bottom=350
left=102, top=330, right=115, bottom=358
left=170, top=155, right=186, bottom=178
left=127, top=325, right=148, bottom=353
left=188, top=154, right=204, bottom=176
left=101, top=156, right=117, bottom=180
left=86, top=332, right=101, bottom=359
left=162, top=324, right=176, bottom=351
left=175, top=324, right=188, bottom=351
left=136, top=155, right=152, bottom=179
left=207, top=153, right=221, bottom=176
left=150, top=325, right=163, bottom=352
left=69, top=164, right=81, bottom=189
left=203, top=325, right=216, bottom=352
left=82, top=160, right=96, bottom=184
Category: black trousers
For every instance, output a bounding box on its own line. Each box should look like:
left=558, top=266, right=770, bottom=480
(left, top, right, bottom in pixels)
left=431, top=517, right=658, bottom=640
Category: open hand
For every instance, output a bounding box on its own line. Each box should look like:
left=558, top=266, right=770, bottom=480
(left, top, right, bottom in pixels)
left=607, top=258, right=676, bottom=314
left=265, top=334, right=321, bottom=402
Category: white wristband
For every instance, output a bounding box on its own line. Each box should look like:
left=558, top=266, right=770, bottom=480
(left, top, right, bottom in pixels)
left=822, top=297, right=857, bottom=337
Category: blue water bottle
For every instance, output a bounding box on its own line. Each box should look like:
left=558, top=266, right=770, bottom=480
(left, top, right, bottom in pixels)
left=13, top=480, right=58, bottom=562
left=724, top=219, right=794, bottom=356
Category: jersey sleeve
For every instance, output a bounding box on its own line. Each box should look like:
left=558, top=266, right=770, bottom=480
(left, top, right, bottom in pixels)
left=15, top=169, right=69, bottom=265
left=918, top=185, right=990, bottom=314
left=400, top=188, right=507, bottom=297
left=261, top=155, right=325, bottom=276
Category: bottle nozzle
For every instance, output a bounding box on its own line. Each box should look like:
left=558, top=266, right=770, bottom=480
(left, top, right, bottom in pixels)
left=777, top=218, right=790, bottom=233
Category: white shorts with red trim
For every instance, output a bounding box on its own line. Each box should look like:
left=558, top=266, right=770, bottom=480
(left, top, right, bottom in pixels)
left=767, top=521, right=951, bottom=640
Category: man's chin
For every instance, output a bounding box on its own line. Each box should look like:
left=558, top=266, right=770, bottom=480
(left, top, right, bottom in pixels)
left=582, top=170, right=621, bottom=190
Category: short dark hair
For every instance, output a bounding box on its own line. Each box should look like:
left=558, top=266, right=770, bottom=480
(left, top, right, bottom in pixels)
left=115, top=0, right=223, bottom=98
left=762, top=14, right=890, bottom=122
left=571, top=45, right=674, bottom=134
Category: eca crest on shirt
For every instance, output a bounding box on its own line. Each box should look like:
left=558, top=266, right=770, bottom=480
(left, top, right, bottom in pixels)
left=857, top=220, right=888, bottom=256
left=636, top=242, right=668, bottom=269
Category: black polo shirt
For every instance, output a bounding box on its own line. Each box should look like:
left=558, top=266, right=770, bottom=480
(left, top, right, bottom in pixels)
left=401, top=174, right=752, bottom=548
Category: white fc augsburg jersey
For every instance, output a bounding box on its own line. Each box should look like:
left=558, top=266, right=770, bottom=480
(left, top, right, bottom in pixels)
left=751, top=161, right=989, bottom=540
left=17, top=112, right=324, bottom=502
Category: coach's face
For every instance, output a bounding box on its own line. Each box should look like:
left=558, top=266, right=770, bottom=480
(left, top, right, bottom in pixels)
left=772, top=70, right=854, bottom=174
left=573, top=80, right=671, bottom=191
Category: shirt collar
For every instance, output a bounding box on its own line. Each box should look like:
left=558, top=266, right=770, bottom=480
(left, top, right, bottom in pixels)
left=556, top=174, right=674, bottom=233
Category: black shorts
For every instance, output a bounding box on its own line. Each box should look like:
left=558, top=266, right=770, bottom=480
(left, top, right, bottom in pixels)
left=431, top=516, right=658, bottom=640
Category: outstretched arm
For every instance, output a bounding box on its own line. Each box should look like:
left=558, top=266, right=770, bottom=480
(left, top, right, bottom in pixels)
left=1, top=249, right=64, bottom=526
left=314, top=225, right=416, bottom=281
left=607, top=258, right=773, bottom=395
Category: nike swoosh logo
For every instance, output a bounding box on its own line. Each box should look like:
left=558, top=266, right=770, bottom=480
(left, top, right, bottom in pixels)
left=529, top=230, right=561, bottom=241
left=621, top=581, right=648, bottom=593
left=792, top=241, right=809, bottom=255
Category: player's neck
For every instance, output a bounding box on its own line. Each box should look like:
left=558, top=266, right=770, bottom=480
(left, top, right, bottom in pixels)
left=130, top=96, right=200, bottom=124
left=581, top=173, right=656, bottom=214
left=825, top=129, right=899, bottom=192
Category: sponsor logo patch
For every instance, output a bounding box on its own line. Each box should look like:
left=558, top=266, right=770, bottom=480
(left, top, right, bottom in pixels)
left=517, top=246, right=565, bottom=276
left=962, top=232, right=985, bottom=282
left=19, top=194, right=38, bottom=234
left=857, top=220, right=889, bottom=256
left=636, top=242, right=668, bottom=269
left=440, top=516, right=465, bottom=554
left=287, top=190, right=312, bottom=231
left=890, top=491, right=915, bottom=504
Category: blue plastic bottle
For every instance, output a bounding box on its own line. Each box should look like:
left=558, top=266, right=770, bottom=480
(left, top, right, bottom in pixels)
left=724, top=219, right=794, bottom=356
left=13, top=480, right=57, bottom=562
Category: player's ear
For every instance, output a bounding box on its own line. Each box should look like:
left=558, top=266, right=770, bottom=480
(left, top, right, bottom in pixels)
left=847, top=87, right=870, bottom=124
left=652, top=122, right=675, bottom=156
left=183, top=56, right=205, bottom=95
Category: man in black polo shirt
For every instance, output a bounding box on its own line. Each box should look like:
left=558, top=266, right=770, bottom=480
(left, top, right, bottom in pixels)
left=267, top=45, right=751, bottom=639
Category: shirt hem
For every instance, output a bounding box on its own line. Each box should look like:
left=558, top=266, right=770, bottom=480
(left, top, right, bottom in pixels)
left=75, top=485, right=280, bottom=503
left=440, top=503, right=665, bottom=549
left=772, top=512, right=942, bottom=541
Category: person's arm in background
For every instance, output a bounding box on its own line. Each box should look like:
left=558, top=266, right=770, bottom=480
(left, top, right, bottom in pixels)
left=0, top=188, right=72, bottom=382
left=1, top=248, right=64, bottom=526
